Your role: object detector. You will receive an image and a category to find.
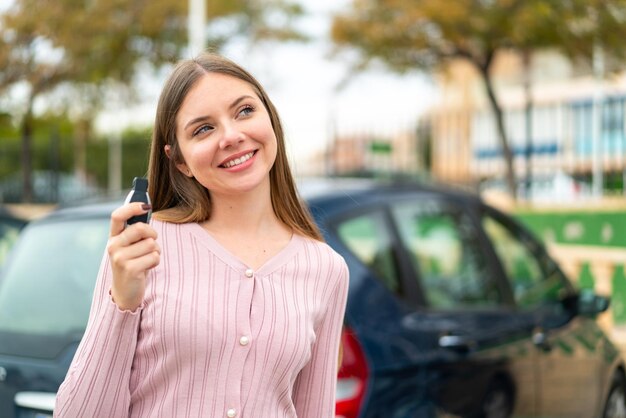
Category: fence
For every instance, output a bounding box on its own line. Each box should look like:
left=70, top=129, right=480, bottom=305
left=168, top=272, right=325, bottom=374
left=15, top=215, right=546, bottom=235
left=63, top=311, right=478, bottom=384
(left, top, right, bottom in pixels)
left=515, top=202, right=626, bottom=348
left=0, top=134, right=150, bottom=204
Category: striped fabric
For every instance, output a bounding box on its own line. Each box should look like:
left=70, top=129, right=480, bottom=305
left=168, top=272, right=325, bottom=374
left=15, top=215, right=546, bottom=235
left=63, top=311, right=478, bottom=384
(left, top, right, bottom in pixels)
left=54, top=220, right=349, bottom=418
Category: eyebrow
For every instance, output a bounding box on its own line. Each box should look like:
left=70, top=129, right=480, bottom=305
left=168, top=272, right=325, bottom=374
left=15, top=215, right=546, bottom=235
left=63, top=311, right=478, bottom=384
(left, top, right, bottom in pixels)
left=183, top=95, right=255, bottom=131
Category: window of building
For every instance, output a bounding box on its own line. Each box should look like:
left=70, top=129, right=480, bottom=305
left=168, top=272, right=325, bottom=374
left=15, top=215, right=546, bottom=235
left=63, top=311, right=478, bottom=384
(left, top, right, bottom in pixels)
left=570, top=101, right=593, bottom=157
left=602, top=97, right=625, bottom=155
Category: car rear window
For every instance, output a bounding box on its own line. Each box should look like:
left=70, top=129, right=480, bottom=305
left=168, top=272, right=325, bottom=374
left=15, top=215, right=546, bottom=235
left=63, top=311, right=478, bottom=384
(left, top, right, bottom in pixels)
left=336, top=210, right=402, bottom=294
left=0, top=217, right=109, bottom=358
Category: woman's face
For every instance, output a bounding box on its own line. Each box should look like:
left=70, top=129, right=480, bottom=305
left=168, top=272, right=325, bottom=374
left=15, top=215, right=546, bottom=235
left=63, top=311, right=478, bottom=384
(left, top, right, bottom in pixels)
left=170, top=72, right=278, bottom=197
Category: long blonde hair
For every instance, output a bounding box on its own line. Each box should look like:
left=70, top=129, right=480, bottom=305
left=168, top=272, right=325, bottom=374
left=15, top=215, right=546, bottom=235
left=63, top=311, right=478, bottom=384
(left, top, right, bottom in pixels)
left=147, top=52, right=323, bottom=242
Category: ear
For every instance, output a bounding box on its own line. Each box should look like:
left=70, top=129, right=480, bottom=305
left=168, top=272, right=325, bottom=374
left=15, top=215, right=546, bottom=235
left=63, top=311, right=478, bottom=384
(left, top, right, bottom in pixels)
left=164, top=144, right=193, bottom=177
left=164, top=144, right=173, bottom=159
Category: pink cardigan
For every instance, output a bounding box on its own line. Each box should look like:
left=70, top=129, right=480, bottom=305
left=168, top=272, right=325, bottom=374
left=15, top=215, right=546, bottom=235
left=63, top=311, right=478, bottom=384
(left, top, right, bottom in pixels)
left=54, top=220, right=349, bottom=418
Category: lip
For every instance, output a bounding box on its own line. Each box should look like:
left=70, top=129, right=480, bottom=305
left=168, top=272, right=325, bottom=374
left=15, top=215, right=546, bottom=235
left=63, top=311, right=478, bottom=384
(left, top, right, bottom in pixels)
left=218, top=149, right=258, bottom=168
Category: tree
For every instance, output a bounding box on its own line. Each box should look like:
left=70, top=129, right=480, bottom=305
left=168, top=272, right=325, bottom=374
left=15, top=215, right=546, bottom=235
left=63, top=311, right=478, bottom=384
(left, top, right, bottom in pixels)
left=0, top=0, right=303, bottom=202
left=550, top=0, right=626, bottom=64
left=330, top=0, right=626, bottom=199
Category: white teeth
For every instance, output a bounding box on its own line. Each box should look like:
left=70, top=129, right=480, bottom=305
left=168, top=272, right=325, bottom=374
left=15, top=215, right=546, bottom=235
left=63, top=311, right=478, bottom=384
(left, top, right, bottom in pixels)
left=223, top=152, right=254, bottom=168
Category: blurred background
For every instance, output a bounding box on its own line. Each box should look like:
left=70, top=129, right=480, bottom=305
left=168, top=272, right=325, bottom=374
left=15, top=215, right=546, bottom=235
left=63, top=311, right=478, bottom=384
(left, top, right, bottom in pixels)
left=3, top=0, right=626, bottom=342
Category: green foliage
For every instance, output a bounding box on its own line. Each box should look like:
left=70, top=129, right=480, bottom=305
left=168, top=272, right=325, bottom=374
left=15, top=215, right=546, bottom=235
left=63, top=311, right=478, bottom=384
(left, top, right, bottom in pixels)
left=0, top=113, right=75, bottom=179
left=119, top=127, right=152, bottom=186
left=88, top=127, right=153, bottom=190
left=549, top=0, right=626, bottom=64
left=0, top=113, right=17, bottom=139
left=612, top=265, right=626, bottom=324
left=0, top=115, right=152, bottom=194
left=578, top=263, right=595, bottom=290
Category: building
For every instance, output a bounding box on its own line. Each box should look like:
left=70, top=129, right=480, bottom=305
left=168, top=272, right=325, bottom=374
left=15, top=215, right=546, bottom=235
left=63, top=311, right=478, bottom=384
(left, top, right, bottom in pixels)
left=426, top=49, right=626, bottom=200
left=297, top=120, right=426, bottom=178
left=320, top=129, right=425, bottom=178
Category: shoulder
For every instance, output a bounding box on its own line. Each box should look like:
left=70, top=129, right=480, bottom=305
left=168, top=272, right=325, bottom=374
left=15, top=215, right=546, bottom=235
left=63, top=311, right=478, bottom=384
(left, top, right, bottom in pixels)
left=297, top=235, right=344, bottom=261
left=296, top=235, right=349, bottom=282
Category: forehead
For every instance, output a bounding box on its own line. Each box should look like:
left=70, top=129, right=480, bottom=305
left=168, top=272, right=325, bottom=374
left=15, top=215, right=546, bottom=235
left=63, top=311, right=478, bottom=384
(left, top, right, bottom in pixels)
left=180, top=72, right=258, bottom=113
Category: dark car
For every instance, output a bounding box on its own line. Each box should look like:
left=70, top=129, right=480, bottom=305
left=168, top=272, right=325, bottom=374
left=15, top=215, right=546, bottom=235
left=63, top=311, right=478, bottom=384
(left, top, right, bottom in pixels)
left=0, top=179, right=623, bottom=418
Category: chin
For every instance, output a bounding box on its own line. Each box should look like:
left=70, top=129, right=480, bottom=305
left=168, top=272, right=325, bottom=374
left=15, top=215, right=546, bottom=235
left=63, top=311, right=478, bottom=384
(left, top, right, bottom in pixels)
left=218, top=175, right=270, bottom=196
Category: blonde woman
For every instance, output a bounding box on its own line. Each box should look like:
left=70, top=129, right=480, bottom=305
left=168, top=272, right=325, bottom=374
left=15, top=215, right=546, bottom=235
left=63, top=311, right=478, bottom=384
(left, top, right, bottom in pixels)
left=55, top=52, right=349, bottom=418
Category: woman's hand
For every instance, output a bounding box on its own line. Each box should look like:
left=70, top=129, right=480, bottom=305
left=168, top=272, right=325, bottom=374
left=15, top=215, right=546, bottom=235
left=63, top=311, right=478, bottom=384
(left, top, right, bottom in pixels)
left=107, top=203, right=160, bottom=311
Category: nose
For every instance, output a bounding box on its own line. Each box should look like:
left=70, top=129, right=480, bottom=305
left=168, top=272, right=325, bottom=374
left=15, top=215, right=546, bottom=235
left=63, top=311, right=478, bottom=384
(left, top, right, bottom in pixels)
left=218, top=122, right=244, bottom=149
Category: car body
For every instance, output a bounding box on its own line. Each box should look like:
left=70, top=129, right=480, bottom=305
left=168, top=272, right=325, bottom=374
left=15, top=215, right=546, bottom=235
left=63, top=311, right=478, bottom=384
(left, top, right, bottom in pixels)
left=0, top=179, right=623, bottom=418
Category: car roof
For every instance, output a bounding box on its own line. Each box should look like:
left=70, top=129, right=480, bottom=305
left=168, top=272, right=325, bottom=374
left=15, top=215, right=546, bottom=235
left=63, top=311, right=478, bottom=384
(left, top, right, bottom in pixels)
left=301, top=177, right=481, bottom=207
left=35, top=200, right=120, bottom=224
left=32, top=177, right=482, bottom=224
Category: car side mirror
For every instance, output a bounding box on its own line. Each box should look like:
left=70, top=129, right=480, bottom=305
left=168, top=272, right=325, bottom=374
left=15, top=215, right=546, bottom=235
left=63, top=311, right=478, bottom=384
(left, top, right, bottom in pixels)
left=577, top=290, right=610, bottom=317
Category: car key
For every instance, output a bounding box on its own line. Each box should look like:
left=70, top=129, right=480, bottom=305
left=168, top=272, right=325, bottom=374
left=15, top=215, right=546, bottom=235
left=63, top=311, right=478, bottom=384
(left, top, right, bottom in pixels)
left=125, top=177, right=151, bottom=226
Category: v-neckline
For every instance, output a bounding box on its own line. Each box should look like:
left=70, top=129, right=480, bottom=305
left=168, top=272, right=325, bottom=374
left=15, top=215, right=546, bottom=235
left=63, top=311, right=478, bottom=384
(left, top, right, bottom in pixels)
left=187, top=222, right=303, bottom=276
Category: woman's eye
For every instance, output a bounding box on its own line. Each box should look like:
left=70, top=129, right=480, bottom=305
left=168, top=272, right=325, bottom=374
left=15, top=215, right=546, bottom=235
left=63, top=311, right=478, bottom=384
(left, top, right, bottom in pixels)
left=238, top=105, right=254, bottom=117
left=193, top=124, right=212, bottom=137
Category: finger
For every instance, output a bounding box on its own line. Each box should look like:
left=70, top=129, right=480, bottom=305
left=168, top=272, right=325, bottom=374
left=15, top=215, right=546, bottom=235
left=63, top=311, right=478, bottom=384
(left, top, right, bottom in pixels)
left=113, top=238, right=160, bottom=262
left=117, top=251, right=161, bottom=277
left=110, top=203, right=152, bottom=237
left=108, top=224, right=158, bottom=254
left=136, top=251, right=161, bottom=271
left=124, top=222, right=158, bottom=243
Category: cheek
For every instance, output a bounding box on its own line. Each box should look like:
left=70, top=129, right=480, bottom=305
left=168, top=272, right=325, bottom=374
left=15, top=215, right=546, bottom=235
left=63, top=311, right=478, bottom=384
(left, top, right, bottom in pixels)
left=183, top=141, right=217, bottom=168
left=254, top=118, right=278, bottom=152
left=262, top=130, right=278, bottom=165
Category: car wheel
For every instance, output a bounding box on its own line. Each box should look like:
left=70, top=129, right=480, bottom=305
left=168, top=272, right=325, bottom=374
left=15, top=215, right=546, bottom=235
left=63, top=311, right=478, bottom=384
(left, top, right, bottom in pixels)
left=475, top=382, right=513, bottom=418
left=603, top=373, right=626, bottom=418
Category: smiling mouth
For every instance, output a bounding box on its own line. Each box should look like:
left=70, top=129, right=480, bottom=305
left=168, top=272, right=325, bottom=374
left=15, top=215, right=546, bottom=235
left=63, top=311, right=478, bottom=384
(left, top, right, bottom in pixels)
left=220, top=151, right=256, bottom=168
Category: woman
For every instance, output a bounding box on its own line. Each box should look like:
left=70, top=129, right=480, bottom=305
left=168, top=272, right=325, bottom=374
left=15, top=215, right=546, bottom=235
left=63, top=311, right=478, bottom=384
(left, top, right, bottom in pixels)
left=54, top=52, right=349, bottom=418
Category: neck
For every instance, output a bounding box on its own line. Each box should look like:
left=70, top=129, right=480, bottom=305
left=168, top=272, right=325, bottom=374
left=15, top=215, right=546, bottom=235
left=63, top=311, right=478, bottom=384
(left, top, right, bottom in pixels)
left=204, top=180, right=284, bottom=238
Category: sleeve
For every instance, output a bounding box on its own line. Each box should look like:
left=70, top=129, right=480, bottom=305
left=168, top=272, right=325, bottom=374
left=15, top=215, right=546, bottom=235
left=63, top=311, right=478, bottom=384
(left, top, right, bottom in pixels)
left=54, top=250, right=143, bottom=418
left=293, top=256, right=349, bottom=418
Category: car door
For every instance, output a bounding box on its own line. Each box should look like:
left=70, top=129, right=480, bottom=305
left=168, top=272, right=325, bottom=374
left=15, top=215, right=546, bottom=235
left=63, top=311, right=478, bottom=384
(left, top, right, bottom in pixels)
left=332, top=203, right=444, bottom=416
left=481, top=207, right=602, bottom=418
left=387, top=194, right=538, bottom=417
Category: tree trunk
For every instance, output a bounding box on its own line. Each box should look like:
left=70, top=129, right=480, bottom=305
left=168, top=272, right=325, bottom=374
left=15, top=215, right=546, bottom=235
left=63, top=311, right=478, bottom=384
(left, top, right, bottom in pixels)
left=480, top=67, right=517, bottom=200
left=20, top=101, right=34, bottom=203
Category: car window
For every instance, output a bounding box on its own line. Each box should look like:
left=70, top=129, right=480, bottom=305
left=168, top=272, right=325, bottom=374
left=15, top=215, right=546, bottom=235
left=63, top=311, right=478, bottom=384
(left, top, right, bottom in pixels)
left=391, top=199, right=501, bottom=309
left=482, top=212, right=571, bottom=309
left=0, top=218, right=109, bottom=340
left=336, top=211, right=401, bottom=294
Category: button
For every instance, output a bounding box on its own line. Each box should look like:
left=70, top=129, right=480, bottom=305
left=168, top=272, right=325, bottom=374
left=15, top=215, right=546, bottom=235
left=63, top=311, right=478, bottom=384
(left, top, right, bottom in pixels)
left=227, top=409, right=237, bottom=418
left=239, top=336, right=249, bottom=346
left=245, top=269, right=254, bottom=278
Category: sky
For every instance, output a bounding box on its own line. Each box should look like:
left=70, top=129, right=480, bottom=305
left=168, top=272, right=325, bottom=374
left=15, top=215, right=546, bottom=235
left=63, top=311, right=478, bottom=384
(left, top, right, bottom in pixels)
left=93, top=0, right=438, bottom=172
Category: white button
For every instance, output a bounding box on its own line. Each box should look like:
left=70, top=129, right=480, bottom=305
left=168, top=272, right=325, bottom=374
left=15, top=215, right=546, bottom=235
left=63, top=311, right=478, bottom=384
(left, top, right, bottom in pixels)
left=245, top=269, right=254, bottom=278
left=239, top=336, right=249, bottom=346
left=226, top=409, right=237, bottom=418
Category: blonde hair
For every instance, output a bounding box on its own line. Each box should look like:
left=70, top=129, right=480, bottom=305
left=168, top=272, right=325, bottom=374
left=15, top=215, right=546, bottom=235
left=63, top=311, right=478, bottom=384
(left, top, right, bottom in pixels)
left=147, top=52, right=323, bottom=242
